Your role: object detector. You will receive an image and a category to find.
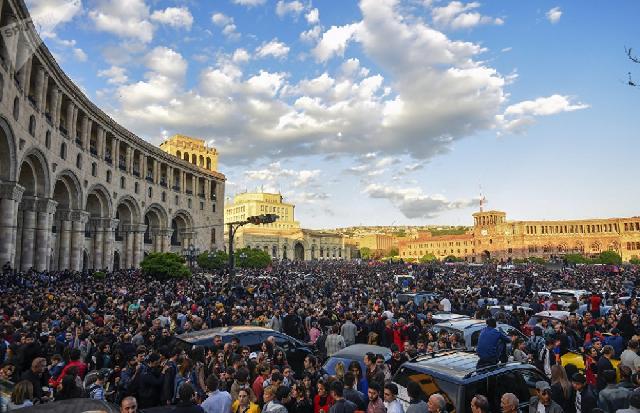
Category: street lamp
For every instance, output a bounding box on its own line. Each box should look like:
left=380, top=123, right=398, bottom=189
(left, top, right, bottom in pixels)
left=228, top=214, right=278, bottom=275
left=182, top=244, right=200, bottom=270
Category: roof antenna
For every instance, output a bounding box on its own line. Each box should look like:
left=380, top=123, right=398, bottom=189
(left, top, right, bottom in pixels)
left=479, top=185, right=485, bottom=212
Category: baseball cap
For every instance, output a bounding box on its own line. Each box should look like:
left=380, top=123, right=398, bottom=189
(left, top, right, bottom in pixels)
left=536, top=381, right=551, bottom=391
left=249, top=352, right=258, bottom=360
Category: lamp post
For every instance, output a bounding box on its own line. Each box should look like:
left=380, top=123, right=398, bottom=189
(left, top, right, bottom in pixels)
left=227, top=214, right=278, bottom=275
left=182, top=244, right=200, bottom=271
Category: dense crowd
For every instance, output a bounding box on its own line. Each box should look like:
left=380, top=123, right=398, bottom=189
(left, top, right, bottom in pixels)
left=1, top=260, right=640, bottom=413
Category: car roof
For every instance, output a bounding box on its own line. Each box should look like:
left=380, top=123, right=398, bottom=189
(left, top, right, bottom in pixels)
left=402, top=350, right=537, bottom=382
left=331, top=344, right=391, bottom=359
left=176, top=326, right=274, bottom=343
left=551, top=289, right=589, bottom=295
left=434, top=319, right=486, bottom=330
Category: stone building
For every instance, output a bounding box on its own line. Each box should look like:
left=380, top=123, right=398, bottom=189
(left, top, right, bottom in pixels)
left=399, top=209, right=640, bottom=263
left=0, top=0, right=225, bottom=272
left=159, top=135, right=219, bottom=173
left=224, top=192, right=351, bottom=260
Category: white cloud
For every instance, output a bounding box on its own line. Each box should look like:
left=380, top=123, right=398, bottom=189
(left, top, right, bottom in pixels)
left=498, top=94, right=588, bottom=133
left=364, top=184, right=476, bottom=219
left=546, top=7, right=562, bottom=24
left=306, top=8, right=319, bottom=25
left=244, top=162, right=321, bottom=189
left=73, top=47, right=87, bottom=61
left=98, top=65, right=128, bottom=84
left=212, top=12, right=240, bottom=40
left=276, top=1, right=304, bottom=18
left=151, top=7, right=193, bottom=29
left=232, top=48, right=251, bottom=63
left=256, top=39, right=290, bottom=59
left=26, top=0, right=82, bottom=38
left=313, top=23, right=361, bottom=62
left=89, top=0, right=154, bottom=43
left=144, top=47, right=187, bottom=80
left=300, top=25, right=322, bottom=43
left=432, top=1, right=504, bottom=30
left=232, top=0, right=266, bottom=6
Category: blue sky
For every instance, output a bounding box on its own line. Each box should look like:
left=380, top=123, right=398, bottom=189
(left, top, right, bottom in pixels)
left=25, top=0, right=640, bottom=228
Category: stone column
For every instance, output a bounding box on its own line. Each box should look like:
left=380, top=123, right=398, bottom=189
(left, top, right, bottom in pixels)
left=70, top=210, right=89, bottom=271
left=132, top=224, right=146, bottom=268
left=0, top=182, right=25, bottom=268
left=81, top=117, right=89, bottom=150
left=40, top=73, right=49, bottom=112
left=19, top=197, right=38, bottom=271
left=34, top=198, right=57, bottom=271
left=53, top=88, right=62, bottom=127
left=91, top=218, right=104, bottom=270
left=56, top=211, right=72, bottom=270
left=65, top=102, right=74, bottom=134
left=35, top=66, right=45, bottom=108
left=102, top=219, right=118, bottom=271
left=160, top=229, right=173, bottom=252
left=124, top=225, right=134, bottom=268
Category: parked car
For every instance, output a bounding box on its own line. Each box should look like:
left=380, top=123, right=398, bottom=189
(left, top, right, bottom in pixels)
left=322, top=344, right=391, bottom=376
left=173, top=326, right=315, bottom=375
left=392, top=350, right=548, bottom=413
left=429, top=312, right=471, bottom=323
left=431, top=319, right=527, bottom=350
left=397, top=291, right=439, bottom=306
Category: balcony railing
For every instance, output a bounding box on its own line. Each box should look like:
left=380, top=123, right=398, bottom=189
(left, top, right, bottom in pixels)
left=105, top=155, right=112, bottom=164
left=173, top=185, right=181, bottom=192
left=160, top=180, right=167, bottom=188
left=210, top=193, right=217, bottom=201
left=146, top=175, right=154, bottom=183
left=198, top=193, right=205, bottom=199
left=75, top=137, right=82, bottom=146
left=27, top=95, right=37, bottom=108
left=186, top=189, right=193, bottom=195
left=45, top=113, right=52, bottom=125
left=59, top=126, right=68, bottom=137
left=90, top=147, right=98, bottom=156
left=132, top=170, right=140, bottom=177
left=118, top=161, right=126, bottom=171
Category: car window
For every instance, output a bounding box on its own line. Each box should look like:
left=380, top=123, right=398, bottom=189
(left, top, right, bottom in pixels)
left=274, top=334, right=293, bottom=350
left=463, top=378, right=488, bottom=412
left=470, top=331, right=480, bottom=347
left=519, top=369, right=547, bottom=399
left=393, top=366, right=458, bottom=413
left=487, top=370, right=530, bottom=411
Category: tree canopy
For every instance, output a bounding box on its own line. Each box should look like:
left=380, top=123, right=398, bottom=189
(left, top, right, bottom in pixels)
left=140, top=252, right=190, bottom=279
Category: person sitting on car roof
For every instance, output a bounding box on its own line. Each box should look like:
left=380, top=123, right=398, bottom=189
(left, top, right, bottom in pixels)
left=476, top=318, right=511, bottom=368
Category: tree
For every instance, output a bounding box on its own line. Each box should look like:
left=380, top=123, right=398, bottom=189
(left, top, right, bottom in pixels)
left=443, top=255, right=463, bottom=263
left=419, top=253, right=437, bottom=263
left=197, top=250, right=229, bottom=271
left=359, top=247, right=372, bottom=260
left=386, top=247, right=399, bottom=258
left=235, top=247, right=272, bottom=269
left=527, top=257, right=547, bottom=265
left=565, top=253, right=589, bottom=265
left=140, top=252, right=190, bottom=279
left=630, top=256, right=640, bottom=265
left=595, top=250, right=622, bottom=265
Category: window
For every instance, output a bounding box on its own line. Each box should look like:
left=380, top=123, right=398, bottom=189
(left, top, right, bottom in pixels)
left=175, top=195, right=179, bottom=205
left=106, top=170, right=112, bottom=183
left=200, top=201, right=204, bottom=210
left=13, top=97, right=19, bottom=120
left=188, top=198, right=192, bottom=208
left=91, top=163, right=97, bottom=177
left=45, top=130, right=51, bottom=148
left=162, top=192, right=166, bottom=202
left=28, top=115, right=36, bottom=136
left=148, top=187, right=152, bottom=198
left=134, top=182, right=139, bottom=193
left=212, top=203, right=216, bottom=213
left=76, top=154, right=82, bottom=169
left=0, top=73, right=3, bottom=101
left=59, top=142, right=66, bottom=159
left=393, top=366, right=457, bottom=412
left=120, top=176, right=126, bottom=189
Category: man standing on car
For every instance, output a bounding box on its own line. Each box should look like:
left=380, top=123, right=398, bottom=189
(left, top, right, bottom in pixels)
left=476, top=318, right=511, bottom=368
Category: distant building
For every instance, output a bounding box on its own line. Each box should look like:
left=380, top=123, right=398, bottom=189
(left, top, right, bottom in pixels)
left=399, top=209, right=640, bottom=263
left=346, top=234, right=396, bottom=254
left=224, top=192, right=351, bottom=260
left=159, top=134, right=219, bottom=173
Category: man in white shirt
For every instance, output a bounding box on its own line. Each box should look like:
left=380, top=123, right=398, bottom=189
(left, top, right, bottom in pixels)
left=384, top=382, right=405, bottom=413
left=201, top=374, right=232, bottom=413
left=439, top=297, right=452, bottom=312
left=620, top=339, right=640, bottom=372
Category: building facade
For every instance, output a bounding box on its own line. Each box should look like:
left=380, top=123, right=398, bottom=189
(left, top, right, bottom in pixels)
left=224, top=192, right=351, bottom=260
left=0, top=0, right=225, bottom=272
left=159, top=135, right=219, bottom=173
left=399, top=210, right=640, bottom=263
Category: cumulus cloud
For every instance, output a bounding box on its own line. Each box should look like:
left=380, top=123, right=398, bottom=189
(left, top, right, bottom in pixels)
left=98, top=65, right=128, bottom=84
left=232, top=48, right=251, bottom=63
left=312, top=23, right=361, bottom=62
left=73, top=47, right=87, bottom=61
left=276, top=1, right=304, bottom=18
left=89, top=0, right=154, bottom=43
left=300, top=26, right=322, bottom=43
left=306, top=8, right=319, bottom=24
left=232, top=0, right=266, bottom=6
left=151, top=6, right=193, bottom=29
left=431, top=1, right=504, bottom=30
left=364, top=184, right=476, bottom=219
left=498, top=94, right=588, bottom=133
left=256, top=39, right=290, bottom=59
left=26, top=0, right=82, bottom=38
left=144, top=46, right=187, bottom=80
left=212, top=12, right=241, bottom=40
left=244, top=162, right=321, bottom=188
left=546, top=7, right=562, bottom=24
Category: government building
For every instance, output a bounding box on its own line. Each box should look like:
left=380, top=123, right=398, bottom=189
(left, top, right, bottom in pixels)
left=224, top=192, right=352, bottom=260
left=0, top=0, right=225, bottom=272
left=399, top=209, right=640, bottom=263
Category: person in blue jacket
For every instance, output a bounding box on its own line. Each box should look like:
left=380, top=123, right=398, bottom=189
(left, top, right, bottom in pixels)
left=476, top=318, right=511, bottom=368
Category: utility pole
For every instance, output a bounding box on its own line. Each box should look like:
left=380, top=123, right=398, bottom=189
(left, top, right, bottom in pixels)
left=227, top=214, right=278, bottom=275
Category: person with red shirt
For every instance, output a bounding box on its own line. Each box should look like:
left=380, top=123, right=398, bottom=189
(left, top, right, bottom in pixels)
left=49, top=348, right=87, bottom=388
left=590, top=293, right=602, bottom=319
left=313, top=380, right=334, bottom=413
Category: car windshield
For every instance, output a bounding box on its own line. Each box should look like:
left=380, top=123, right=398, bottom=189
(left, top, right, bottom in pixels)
left=394, top=366, right=459, bottom=413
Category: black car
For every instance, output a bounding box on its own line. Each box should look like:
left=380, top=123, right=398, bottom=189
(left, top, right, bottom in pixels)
left=173, top=326, right=315, bottom=375
left=392, top=350, right=548, bottom=413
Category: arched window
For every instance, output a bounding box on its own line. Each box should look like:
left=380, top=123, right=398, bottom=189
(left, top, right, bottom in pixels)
left=162, top=191, right=166, bottom=202
left=183, top=152, right=189, bottom=161
left=148, top=187, right=152, bottom=198
left=28, top=115, right=36, bottom=136
left=134, top=182, right=139, bottom=193
left=106, top=170, right=112, bottom=183
left=191, top=154, right=196, bottom=164
left=76, top=154, right=82, bottom=169
left=206, top=157, right=211, bottom=170
left=12, top=97, right=19, bottom=120
left=176, top=150, right=181, bottom=158
left=91, top=162, right=97, bottom=177
left=120, top=176, right=126, bottom=189
left=0, top=73, right=4, bottom=101
left=45, top=130, right=51, bottom=148
left=59, top=142, right=67, bottom=159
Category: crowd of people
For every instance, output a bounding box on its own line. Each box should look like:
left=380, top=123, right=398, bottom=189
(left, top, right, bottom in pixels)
left=1, top=259, right=640, bottom=413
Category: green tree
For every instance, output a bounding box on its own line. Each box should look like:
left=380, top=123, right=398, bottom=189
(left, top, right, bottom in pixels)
left=419, top=253, right=437, bottom=263
left=630, top=256, right=640, bottom=265
left=527, top=257, right=547, bottom=265
left=565, top=253, right=589, bottom=265
left=443, top=255, right=463, bottom=263
left=235, top=247, right=272, bottom=269
left=386, top=247, right=399, bottom=258
left=595, top=250, right=622, bottom=265
left=359, top=247, right=372, bottom=260
left=197, top=250, right=229, bottom=271
left=140, top=252, right=190, bottom=279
